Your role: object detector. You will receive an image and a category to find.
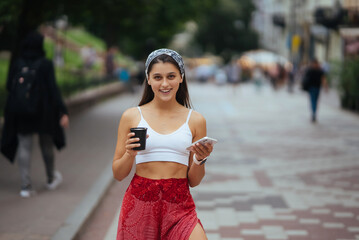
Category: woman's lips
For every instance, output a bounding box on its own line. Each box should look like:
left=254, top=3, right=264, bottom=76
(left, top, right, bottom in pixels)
left=159, top=89, right=171, bottom=94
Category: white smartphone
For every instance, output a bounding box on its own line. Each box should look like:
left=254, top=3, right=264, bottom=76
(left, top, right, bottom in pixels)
left=186, top=137, right=218, bottom=151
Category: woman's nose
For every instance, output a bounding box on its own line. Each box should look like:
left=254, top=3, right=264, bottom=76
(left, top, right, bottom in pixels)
left=161, top=78, right=170, bottom=86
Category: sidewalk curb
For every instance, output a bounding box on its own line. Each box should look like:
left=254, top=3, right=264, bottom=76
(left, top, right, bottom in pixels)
left=51, top=161, right=114, bottom=240
left=51, top=82, right=124, bottom=240
left=65, top=82, right=125, bottom=114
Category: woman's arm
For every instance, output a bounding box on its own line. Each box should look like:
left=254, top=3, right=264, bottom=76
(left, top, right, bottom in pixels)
left=112, top=108, right=140, bottom=181
left=187, top=112, right=213, bottom=187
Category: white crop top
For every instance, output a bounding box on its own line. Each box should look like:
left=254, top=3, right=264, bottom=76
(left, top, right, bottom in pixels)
left=135, top=107, right=193, bottom=166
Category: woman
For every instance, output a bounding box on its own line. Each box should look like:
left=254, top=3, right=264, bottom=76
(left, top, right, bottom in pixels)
left=113, top=49, right=213, bottom=239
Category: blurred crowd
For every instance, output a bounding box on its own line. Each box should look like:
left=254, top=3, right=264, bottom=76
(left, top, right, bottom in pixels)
left=181, top=51, right=329, bottom=94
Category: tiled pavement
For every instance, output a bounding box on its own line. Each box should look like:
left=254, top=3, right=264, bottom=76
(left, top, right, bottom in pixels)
left=1, top=81, right=358, bottom=240
left=190, top=84, right=359, bottom=240
left=103, top=83, right=359, bottom=240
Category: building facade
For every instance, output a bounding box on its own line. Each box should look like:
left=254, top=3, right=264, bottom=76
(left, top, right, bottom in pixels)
left=252, top=0, right=359, bottom=66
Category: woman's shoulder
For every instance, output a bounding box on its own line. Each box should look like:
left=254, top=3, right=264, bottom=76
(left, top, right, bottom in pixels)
left=119, top=107, right=141, bottom=128
left=189, top=109, right=206, bottom=125
left=37, top=58, right=53, bottom=67
left=121, top=107, right=140, bottom=120
left=188, top=109, right=206, bottom=136
left=37, top=58, right=54, bottom=72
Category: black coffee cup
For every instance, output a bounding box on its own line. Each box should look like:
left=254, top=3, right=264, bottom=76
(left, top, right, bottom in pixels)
left=130, top=127, right=147, bottom=150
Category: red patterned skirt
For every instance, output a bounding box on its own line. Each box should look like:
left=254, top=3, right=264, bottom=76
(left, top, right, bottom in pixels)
left=117, top=174, right=203, bottom=240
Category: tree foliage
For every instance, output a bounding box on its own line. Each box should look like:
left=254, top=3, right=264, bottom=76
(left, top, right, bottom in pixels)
left=0, top=0, right=216, bottom=60
left=0, top=0, right=257, bottom=61
left=194, top=0, right=258, bottom=61
left=66, top=0, right=217, bottom=58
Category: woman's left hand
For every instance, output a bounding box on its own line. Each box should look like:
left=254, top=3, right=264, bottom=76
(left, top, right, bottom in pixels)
left=191, top=142, right=213, bottom=161
left=60, top=114, right=70, bottom=129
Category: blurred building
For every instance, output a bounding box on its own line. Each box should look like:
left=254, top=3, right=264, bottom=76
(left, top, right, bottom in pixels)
left=252, top=0, right=359, bottom=66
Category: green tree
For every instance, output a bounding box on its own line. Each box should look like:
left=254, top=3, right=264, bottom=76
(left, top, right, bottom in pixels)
left=67, top=0, right=216, bottom=59
left=193, top=0, right=258, bottom=61
left=0, top=0, right=216, bottom=61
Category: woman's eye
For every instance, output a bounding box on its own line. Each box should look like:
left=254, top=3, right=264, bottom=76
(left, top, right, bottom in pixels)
left=168, top=75, right=175, bottom=79
left=154, top=76, right=162, bottom=80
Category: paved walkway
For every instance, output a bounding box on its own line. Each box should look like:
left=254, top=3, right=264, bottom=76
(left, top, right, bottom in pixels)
left=1, top=82, right=359, bottom=240
left=103, top=83, right=359, bottom=240
left=0, top=86, right=134, bottom=240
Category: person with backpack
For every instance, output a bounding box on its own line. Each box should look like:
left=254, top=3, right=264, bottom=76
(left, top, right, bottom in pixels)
left=1, top=31, right=69, bottom=197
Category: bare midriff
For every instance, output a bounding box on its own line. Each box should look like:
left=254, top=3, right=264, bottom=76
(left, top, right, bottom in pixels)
left=136, top=161, right=188, bottom=179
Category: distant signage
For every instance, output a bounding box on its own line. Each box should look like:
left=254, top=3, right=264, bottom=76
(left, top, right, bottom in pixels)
left=291, top=35, right=301, bottom=53
left=340, top=28, right=359, bottom=55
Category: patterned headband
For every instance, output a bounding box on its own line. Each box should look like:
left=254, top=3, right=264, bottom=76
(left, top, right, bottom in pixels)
left=145, top=48, right=185, bottom=78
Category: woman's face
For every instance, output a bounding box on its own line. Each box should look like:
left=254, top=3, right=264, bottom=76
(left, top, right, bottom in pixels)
left=148, top=61, right=183, bottom=102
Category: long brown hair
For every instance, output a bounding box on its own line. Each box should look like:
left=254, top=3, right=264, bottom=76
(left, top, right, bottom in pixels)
left=139, top=54, right=192, bottom=108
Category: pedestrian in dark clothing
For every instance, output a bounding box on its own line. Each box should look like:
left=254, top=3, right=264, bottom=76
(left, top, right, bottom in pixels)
left=0, top=31, right=69, bottom=197
left=302, top=58, right=328, bottom=123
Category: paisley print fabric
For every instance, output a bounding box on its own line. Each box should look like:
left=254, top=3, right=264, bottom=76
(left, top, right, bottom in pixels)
left=117, top=174, right=202, bottom=240
left=145, top=48, right=185, bottom=77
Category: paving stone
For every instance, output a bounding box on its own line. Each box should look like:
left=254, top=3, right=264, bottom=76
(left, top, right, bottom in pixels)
left=348, top=227, right=359, bottom=233
left=197, top=211, right=219, bottom=230
left=299, top=218, right=321, bottom=224
left=215, top=208, right=238, bottom=227
left=334, top=212, right=355, bottom=218
left=206, top=233, right=222, bottom=240
left=323, top=223, right=345, bottom=229
left=241, top=229, right=264, bottom=236
left=285, top=230, right=308, bottom=236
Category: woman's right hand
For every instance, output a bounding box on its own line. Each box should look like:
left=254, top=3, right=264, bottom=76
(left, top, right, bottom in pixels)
left=125, top=132, right=141, bottom=157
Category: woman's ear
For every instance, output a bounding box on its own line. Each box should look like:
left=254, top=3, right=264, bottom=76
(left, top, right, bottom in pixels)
left=180, top=74, right=184, bottom=83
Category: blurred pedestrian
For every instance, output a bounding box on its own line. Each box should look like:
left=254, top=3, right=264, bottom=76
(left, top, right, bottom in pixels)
left=135, top=60, right=146, bottom=85
left=215, top=67, right=227, bottom=85
left=54, top=39, right=64, bottom=67
left=104, top=46, right=117, bottom=80
left=252, top=65, right=264, bottom=91
left=195, top=64, right=214, bottom=83
left=287, top=64, right=295, bottom=93
left=302, top=58, right=328, bottom=123
left=225, top=58, right=241, bottom=85
left=80, top=44, right=97, bottom=70
left=116, top=64, right=133, bottom=93
left=225, top=59, right=241, bottom=94
left=1, top=31, right=69, bottom=197
left=113, top=48, right=214, bottom=239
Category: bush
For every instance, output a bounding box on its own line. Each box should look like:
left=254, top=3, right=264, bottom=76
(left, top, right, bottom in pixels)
left=338, top=57, right=359, bottom=112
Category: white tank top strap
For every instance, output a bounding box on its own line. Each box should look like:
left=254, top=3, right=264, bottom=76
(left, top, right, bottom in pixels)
left=186, top=109, right=193, bottom=124
left=137, top=106, right=143, bottom=119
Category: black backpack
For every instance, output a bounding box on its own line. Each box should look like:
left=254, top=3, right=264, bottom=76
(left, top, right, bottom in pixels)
left=9, top=58, right=44, bottom=115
